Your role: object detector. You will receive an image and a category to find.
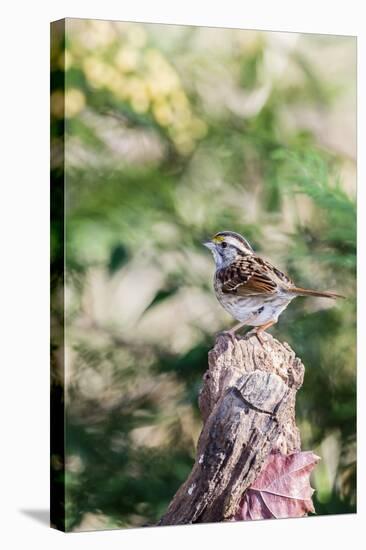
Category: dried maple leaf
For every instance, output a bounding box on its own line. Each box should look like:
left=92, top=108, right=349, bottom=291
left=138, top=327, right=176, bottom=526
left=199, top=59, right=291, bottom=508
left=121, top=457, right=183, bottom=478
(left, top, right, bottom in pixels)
left=235, top=451, right=320, bottom=521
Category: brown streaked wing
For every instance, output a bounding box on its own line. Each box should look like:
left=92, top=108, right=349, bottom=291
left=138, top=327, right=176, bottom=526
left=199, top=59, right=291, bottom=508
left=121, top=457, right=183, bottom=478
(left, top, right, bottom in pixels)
left=219, top=257, right=278, bottom=296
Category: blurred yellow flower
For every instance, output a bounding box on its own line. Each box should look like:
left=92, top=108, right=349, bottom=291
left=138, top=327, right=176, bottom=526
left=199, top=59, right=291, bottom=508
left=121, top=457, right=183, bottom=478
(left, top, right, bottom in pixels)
left=125, top=77, right=147, bottom=101
left=51, top=90, right=64, bottom=118
left=131, top=94, right=150, bottom=114
left=174, top=133, right=195, bottom=155
left=68, top=23, right=207, bottom=153
left=65, top=88, right=86, bottom=118
left=170, top=89, right=189, bottom=109
left=83, top=58, right=120, bottom=92
left=64, top=50, right=74, bottom=71
left=83, top=57, right=108, bottom=88
left=108, top=75, right=128, bottom=101
left=57, top=49, right=73, bottom=71
left=115, top=47, right=139, bottom=72
left=126, top=24, right=147, bottom=48
left=152, top=101, right=174, bottom=126
left=88, top=20, right=116, bottom=48
left=144, top=49, right=165, bottom=69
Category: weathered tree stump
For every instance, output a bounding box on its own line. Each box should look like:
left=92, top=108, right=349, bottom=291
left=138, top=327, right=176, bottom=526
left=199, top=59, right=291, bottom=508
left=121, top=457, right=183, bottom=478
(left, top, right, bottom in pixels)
left=158, top=332, right=305, bottom=525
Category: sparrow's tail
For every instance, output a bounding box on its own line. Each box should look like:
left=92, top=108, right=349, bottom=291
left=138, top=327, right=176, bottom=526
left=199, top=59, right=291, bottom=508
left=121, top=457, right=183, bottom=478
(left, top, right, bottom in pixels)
left=289, top=287, right=345, bottom=299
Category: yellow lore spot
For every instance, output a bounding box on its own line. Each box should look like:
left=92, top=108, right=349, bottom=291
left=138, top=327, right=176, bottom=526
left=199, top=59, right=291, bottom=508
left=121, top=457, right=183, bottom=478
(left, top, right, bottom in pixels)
left=212, top=235, right=224, bottom=243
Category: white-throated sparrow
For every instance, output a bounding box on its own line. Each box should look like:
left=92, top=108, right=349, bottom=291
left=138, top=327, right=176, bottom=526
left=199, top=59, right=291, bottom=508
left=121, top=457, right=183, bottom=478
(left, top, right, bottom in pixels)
left=204, top=231, right=344, bottom=343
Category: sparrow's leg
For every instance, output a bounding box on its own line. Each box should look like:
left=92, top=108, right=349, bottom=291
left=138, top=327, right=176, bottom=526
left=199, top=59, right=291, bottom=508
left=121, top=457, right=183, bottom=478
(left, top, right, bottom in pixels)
left=253, top=320, right=277, bottom=345
left=219, top=321, right=247, bottom=343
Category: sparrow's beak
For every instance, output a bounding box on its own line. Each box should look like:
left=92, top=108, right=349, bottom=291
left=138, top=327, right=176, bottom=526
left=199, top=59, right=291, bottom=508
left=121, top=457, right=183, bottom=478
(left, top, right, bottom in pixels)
left=203, top=240, right=215, bottom=250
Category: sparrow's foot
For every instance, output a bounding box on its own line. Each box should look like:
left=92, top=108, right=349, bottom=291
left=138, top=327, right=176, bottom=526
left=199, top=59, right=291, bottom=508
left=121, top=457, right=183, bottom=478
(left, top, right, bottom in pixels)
left=254, top=330, right=267, bottom=346
left=250, top=320, right=276, bottom=346
left=245, top=328, right=268, bottom=346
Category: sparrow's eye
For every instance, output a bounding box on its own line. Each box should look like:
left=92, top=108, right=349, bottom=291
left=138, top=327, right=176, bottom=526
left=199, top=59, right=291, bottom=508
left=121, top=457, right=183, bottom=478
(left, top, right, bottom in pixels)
left=221, top=242, right=227, bottom=249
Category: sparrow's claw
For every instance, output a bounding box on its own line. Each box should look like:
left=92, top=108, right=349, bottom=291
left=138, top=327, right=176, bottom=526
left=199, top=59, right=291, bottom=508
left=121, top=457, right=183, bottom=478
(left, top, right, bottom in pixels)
left=255, top=330, right=267, bottom=346
left=246, top=328, right=267, bottom=346
left=248, top=320, right=276, bottom=346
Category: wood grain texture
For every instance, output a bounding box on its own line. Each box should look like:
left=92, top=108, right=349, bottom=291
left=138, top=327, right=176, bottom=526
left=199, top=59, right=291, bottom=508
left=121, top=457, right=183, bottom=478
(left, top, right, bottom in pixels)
left=158, top=332, right=304, bottom=525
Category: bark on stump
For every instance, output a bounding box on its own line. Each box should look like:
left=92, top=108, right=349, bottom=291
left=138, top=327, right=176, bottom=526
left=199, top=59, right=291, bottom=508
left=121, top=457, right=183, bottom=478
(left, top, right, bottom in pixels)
left=158, top=332, right=304, bottom=525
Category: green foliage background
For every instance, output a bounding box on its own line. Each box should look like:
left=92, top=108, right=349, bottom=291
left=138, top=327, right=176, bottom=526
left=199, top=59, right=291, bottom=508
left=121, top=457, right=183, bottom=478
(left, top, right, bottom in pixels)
left=51, top=20, right=356, bottom=531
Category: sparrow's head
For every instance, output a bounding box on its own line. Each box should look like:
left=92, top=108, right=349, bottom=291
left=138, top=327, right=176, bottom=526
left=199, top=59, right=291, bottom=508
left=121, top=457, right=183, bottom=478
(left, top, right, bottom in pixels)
left=203, top=231, right=254, bottom=268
